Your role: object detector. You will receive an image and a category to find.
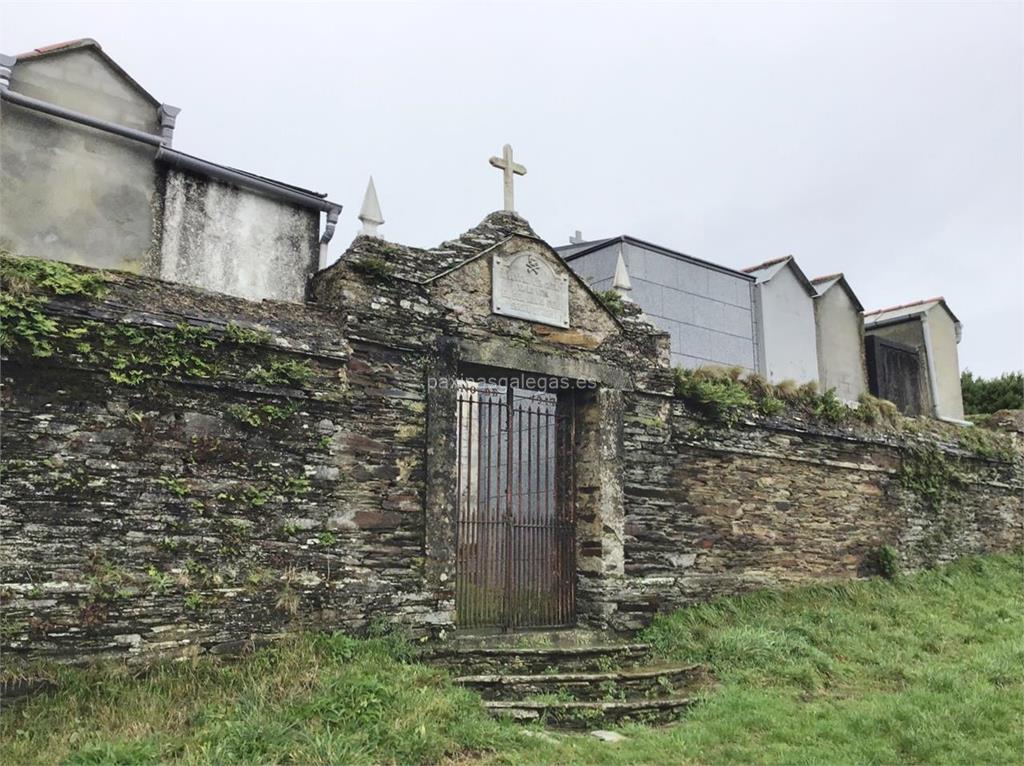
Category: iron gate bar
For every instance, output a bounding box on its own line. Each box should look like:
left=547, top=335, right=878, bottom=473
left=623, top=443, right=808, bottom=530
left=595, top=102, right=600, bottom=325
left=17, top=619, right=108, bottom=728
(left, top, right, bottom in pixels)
left=454, top=381, right=576, bottom=630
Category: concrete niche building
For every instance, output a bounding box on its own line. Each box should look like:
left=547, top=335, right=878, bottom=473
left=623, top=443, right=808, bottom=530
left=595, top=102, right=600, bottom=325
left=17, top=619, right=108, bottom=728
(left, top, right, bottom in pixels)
left=557, top=235, right=758, bottom=372
left=743, top=256, right=819, bottom=385
left=0, top=39, right=340, bottom=302
left=863, top=297, right=966, bottom=422
left=810, top=273, right=868, bottom=402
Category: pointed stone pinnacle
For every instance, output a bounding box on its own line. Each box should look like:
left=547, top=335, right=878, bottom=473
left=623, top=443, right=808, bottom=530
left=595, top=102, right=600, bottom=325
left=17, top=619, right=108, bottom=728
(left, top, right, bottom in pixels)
left=358, top=176, right=384, bottom=237
left=613, top=247, right=632, bottom=294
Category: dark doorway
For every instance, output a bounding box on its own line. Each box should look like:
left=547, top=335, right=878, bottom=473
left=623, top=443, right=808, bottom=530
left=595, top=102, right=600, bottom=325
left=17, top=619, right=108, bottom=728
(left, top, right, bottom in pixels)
left=453, top=378, right=576, bottom=630
left=866, top=335, right=923, bottom=416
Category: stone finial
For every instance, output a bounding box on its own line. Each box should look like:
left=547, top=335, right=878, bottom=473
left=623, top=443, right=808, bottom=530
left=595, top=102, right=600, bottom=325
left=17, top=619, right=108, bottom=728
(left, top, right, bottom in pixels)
left=488, top=144, right=526, bottom=213
left=612, top=246, right=632, bottom=294
left=358, top=176, right=384, bottom=237
left=158, top=104, right=181, bottom=146
left=570, top=230, right=584, bottom=244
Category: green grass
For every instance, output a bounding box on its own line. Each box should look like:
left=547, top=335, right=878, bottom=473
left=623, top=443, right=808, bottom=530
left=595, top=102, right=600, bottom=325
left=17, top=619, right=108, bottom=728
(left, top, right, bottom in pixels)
left=3, top=555, right=1021, bottom=765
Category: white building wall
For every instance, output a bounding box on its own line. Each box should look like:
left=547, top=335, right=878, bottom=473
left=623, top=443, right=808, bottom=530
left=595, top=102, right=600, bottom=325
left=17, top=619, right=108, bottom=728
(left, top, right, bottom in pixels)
left=814, top=287, right=867, bottom=401
left=756, top=266, right=819, bottom=384
left=924, top=306, right=966, bottom=421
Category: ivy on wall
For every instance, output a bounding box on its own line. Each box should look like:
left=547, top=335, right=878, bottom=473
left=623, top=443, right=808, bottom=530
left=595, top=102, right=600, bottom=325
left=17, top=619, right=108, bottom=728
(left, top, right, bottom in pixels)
left=897, top=444, right=965, bottom=511
left=0, top=252, right=319, bottom=399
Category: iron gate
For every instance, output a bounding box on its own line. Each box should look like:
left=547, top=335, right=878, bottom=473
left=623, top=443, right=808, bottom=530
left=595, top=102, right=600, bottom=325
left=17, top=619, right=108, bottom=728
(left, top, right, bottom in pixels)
left=454, top=380, right=576, bottom=629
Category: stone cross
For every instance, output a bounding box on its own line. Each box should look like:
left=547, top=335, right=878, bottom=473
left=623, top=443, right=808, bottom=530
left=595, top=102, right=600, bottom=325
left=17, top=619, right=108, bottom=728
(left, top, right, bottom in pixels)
left=489, top=144, right=526, bottom=212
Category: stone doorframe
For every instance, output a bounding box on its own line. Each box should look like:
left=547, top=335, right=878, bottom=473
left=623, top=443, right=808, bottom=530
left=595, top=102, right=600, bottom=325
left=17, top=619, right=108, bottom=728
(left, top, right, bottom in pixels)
left=424, top=337, right=629, bottom=633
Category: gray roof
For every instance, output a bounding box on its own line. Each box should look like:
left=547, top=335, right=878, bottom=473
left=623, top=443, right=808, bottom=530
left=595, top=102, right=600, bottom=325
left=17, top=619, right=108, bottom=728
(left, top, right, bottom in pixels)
left=864, top=297, right=961, bottom=328
left=810, top=272, right=865, bottom=313
left=742, top=255, right=817, bottom=297
left=556, top=235, right=753, bottom=281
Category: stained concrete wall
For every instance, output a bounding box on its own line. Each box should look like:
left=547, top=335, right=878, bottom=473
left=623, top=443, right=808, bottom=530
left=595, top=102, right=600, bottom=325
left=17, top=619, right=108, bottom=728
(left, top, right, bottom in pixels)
left=9, top=47, right=160, bottom=133
left=565, top=242, right=757, bottom=371
left=924, top=307, right=966, bottom=420
left=755, top=265, right=819, bottom=383
left=0, top=48, right=161, bottom=271
left=814, top=286, right=867, bottom=402
left=158, top=169, right=319, bottom=303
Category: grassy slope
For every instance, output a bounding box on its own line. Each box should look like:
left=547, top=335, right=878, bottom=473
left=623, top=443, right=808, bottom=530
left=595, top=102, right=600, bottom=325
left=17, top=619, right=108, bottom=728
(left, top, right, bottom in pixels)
left=2, top=554, right=1021, bottom=766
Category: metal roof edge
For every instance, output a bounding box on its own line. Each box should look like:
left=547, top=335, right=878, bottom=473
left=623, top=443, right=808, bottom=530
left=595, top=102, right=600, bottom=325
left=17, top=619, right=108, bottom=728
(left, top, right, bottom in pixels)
left=560, top=234, right=754, bottom=281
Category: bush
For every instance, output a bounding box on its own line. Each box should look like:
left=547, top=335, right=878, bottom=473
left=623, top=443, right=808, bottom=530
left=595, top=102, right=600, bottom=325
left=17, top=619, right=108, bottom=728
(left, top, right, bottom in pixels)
left=856, top=393, right=900, bottom=427
left=960, top=370, right=1023, bottom=415
left=674, top=367, right=755, bottom=427
left=814, top=389, right=853, bottom=424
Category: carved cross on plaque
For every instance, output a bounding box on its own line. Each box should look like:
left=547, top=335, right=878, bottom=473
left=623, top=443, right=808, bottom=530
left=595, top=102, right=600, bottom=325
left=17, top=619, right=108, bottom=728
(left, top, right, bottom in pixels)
left=489, top=144, right=526, bottom=212
left=492, top=251, right=569, bottom=328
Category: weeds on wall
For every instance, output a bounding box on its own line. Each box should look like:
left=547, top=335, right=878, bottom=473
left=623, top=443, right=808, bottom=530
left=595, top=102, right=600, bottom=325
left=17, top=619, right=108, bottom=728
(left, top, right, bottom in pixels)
left=874, top=544, right=901, bottom=580
left=0, top=252, right=108, bottom=357
left=673, top=366, right=863, bottom=428
left=898, top=443, right=965, bottom=511
left=245, top=358, right=314, bottom=388
left=596, top=289, right=626, bottom=317
left=0, top=254, right=322, bottom=417
left=672, top=365, right=1018, bottom=466
left=673, top=367, right=754, bottom=427
left=955, top=425, right=1018, bottom=462
left=349, top=256, right=394, bottom=281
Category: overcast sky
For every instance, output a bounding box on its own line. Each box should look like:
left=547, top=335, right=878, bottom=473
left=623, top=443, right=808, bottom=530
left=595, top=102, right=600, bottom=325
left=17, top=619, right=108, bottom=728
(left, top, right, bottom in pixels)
left=2, top=1, right=1021, bottom=376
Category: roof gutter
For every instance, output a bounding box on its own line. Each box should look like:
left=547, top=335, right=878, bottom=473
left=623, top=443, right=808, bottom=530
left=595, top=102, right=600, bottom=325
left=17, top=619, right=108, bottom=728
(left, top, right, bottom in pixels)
left=0, top=80, right=164, bottom=148
left=154, top=147, right=339, bottom=213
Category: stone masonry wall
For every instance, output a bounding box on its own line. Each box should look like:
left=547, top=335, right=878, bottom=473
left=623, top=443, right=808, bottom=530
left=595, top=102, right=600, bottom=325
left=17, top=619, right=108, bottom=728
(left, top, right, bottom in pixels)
left=614, top=393, right=1023, bottom=631
left=1, top=265, right=445, bottom=663
left=2, top=239, right=1020, bottom=665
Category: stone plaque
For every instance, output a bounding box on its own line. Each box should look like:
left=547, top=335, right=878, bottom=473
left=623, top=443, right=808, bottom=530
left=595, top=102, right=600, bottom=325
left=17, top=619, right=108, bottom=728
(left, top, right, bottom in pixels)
left=492, top=251, right=570, bottom=328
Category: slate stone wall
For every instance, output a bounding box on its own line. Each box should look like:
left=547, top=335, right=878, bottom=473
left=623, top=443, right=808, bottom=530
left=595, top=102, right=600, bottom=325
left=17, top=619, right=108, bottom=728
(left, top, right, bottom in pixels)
left=1, top=268, right=444, bottom=663
left=614, top=393, right=1023, bottom=631
left=2, top=249, right=1020, bottom=665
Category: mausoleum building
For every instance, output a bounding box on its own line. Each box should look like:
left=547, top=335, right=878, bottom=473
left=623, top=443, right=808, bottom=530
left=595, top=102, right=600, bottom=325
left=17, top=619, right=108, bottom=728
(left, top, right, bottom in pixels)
left=810, top=273, right=868, bottom=402
left=557, top=236, right=758, bottom=372
left=864, top=297, right=966, bottom=422
left=0, top=39, right=340, bottom=303
left=743, top=255, right=820, bottom=384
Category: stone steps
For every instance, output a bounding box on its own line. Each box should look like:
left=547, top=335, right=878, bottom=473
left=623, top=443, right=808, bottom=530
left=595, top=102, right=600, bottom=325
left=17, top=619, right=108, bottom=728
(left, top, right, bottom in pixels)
left=425, top=642, right=653, bottom=675
left=423, top=634, right=712, bottom=729
left=483, top=696, right=700, bottom=728
left=455, top=663, right=706, bottom=701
